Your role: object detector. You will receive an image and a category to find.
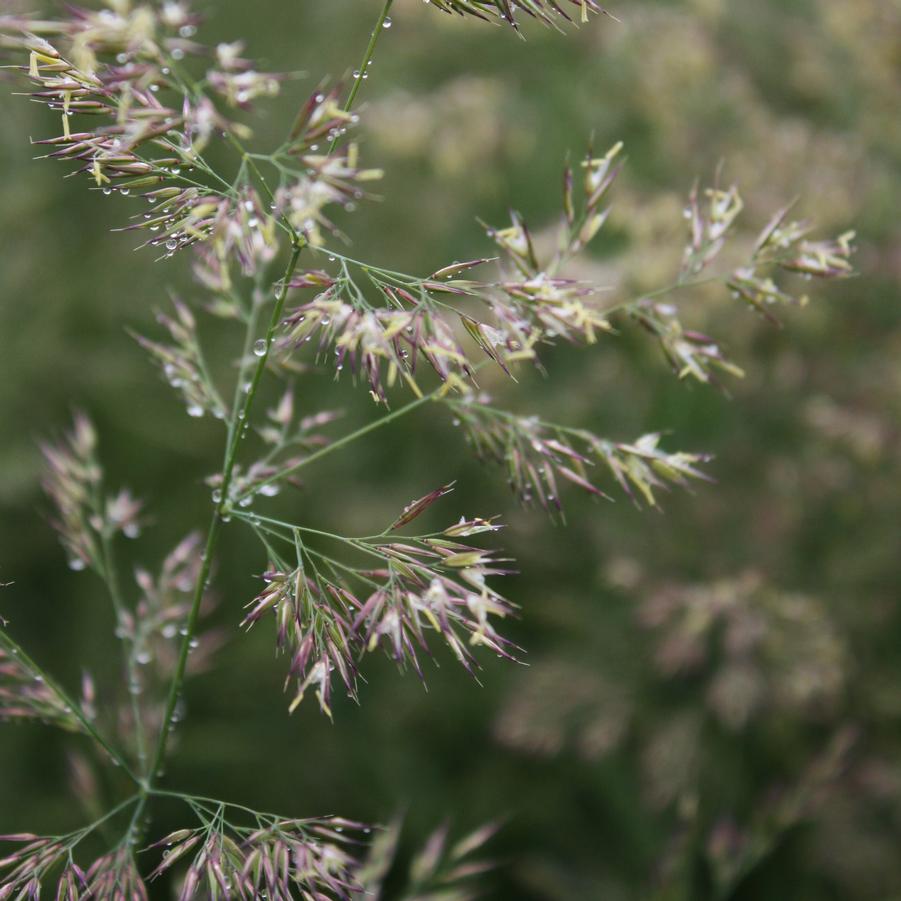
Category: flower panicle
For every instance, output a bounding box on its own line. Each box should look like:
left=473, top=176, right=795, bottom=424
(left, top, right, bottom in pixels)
left=353, top=815, right=498, bottom=899
left=628, top=298, right=747, bottom=384
left=640, top=573, right=847, bottom=729
left=449, top=398, right=712, bottom=513
left=128, top=532, right=221, bottom=722
left=150, top=816, right=367, bottom=900
left=274, top=130, right=384, bottom=247
left=3, top=5, right=300, bottom=272
left=672, top=182, right=856, bottom=347
left=272, top=140, right=625, bottom=396
left=287, top=84, right=354, bottom=153
left=40, top=413, right=143, bottom=571
left=0, top=833, right=71, bottom=901
left=565, top=139, right=624, bottom=257
left=428, top=0, right=609, bottom=30
left=0, top=836, right=145, bottom=900
left=278, top=290, right=476, bottom=404
left=191, top=187, right=279, bottom=287
left=681, top=181, right=745, bottom=278
left=132, top=296, right=226, bottom=421
left=81, top=848, right=147, bottom=901
left=0, top=642, right=87, bottom=733
left=483, top=142, right=623, bottom=349
left=351, top=530, right=520, bottom=680
left=726, top=204, right=856, bottom=322
left=242, top=567, right=359, bottom=720
left=626, top=182, right=825, bottom=382
left=241, top=496, right=516, bottom=716
left=257, top=387, right=342, bottom=452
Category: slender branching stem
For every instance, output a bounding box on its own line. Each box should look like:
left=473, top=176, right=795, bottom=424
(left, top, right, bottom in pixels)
left=0, top=628, right=139, bottom=782
left=148, top=787, right=311, bottom=824
left=236, top=389, right=434, bottom=500
left=329, top=0, right=396, bottom=154
left=146, top=241, right=305, bottom=798
left=600, top=274, right=722, bottom=316
left=52, top=794, right=141, bottom=848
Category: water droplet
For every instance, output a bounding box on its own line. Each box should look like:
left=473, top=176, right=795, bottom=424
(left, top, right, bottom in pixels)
left=186, top=404, right=204, bottom=418
left=253, top=339, right=267, bottom=356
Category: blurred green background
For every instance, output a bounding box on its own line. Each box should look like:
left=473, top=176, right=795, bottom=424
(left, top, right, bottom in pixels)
left=1, top=0, right=900, bottom=898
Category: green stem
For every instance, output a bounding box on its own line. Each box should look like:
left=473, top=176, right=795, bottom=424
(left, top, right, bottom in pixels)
left=328, top=0, right=396, bottom=154
left=235, top=513, right=386, bottom=562
left=149, top=787, right=306, bottom=824
left=0, top=628, right=139, bottom=783
left=224, top=129, right=302, bottom=245
left=237, top=390, right=433, bottom=500
left=600, top=275, right=721, bottom=317
left=60, top=794, right=140, bottom=847
left=146, top=240, right=305, bottom=790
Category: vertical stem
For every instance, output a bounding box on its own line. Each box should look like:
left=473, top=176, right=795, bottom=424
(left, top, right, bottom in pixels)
left=146, top=240, right=304, bottom=787
left=138, top=0, right=390, bottom=828
left=329, top=0, right=396, bottom=153
left=99, top=530, right=148, bottom=776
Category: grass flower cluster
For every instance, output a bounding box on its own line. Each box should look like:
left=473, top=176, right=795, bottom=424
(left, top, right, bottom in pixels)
left=0, top=0, right=857, bottom=897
